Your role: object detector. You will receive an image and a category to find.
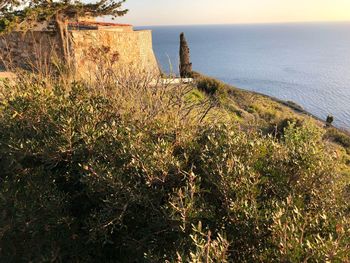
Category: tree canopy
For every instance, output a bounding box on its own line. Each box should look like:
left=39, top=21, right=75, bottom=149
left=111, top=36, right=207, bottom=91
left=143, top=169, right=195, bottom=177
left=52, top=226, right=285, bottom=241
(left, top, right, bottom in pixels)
left=179, top=32, right=193, bottom=78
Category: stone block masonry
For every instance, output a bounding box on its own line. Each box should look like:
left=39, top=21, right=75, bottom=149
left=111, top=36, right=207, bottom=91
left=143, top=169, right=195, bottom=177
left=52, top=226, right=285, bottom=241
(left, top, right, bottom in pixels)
left=71, top=29, right=159, bottom=78
left=0, top=31, right=62, bottom=70
left=0, top=23, right=160, bottom=77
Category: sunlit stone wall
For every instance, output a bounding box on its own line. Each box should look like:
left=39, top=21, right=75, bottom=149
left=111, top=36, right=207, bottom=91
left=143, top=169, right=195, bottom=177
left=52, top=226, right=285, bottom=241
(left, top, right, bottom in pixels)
left=0, top=25, right=159, bottom=77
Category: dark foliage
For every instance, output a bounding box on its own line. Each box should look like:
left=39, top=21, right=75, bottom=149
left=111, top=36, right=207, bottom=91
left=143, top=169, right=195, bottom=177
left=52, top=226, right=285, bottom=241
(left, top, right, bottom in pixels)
left=196, top=76, right=223, bottom=95
left=179, top=32, right=193, bottom=78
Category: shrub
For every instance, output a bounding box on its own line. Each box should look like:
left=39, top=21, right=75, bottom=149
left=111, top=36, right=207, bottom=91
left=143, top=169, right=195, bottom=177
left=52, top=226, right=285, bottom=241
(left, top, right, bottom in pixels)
left=267, top=117, right=303, bottom=138
left=196, top=77, right=223, bottom=95
left=326, top=115, right=334, bottom=126
left=325, top=127, right=350, bottom=152
left=0, top=72, right=349, bottom=262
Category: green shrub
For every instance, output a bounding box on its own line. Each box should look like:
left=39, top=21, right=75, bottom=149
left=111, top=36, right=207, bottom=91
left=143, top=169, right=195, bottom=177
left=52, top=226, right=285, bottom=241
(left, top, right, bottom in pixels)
left=0, top=73, right=349, bottom=262
left=196, top=77, right=223, bottom=95
left=267, top=117, right=303, bottom=138
left=325, top=127, right=350, bottom=152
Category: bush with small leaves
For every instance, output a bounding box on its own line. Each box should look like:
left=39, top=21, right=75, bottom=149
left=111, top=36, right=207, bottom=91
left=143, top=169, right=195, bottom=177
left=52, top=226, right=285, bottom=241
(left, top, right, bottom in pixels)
left=196, top=77, right=223, bottom=95
left=0, top=72, right=349, bottom=262
left=326, top=114, right=334, bottom=126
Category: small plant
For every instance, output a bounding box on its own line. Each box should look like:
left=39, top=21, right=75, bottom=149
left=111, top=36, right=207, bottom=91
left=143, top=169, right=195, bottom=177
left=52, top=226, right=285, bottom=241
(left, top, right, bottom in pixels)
left=84, top=45, right=119, bottom=85
left=196, top=77, right=223, bottom=95
left=180, top=222, right=230, bottom=263
left=324, top=127, right=350, bottom=153
left=326, top=114, right=334, bottom=126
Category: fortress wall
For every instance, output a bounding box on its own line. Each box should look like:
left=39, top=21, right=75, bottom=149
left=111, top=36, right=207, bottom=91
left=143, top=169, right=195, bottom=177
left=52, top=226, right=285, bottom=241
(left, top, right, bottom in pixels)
left=70, top=29, right=159, bottom=78
left=0, top=31, right=62, bottom=69
left=137, top=30, right=159, bottom=73
left=0, top=28, right=159, bottom=77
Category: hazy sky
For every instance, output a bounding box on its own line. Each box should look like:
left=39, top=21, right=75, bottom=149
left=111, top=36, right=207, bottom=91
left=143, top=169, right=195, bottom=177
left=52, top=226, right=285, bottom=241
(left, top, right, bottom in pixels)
left=114, top=0, right=350, bottom=26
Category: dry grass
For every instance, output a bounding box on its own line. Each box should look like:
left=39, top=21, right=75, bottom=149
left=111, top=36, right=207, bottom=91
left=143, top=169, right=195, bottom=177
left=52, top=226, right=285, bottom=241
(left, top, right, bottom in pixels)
left=0, top=71, right=16, bottom=79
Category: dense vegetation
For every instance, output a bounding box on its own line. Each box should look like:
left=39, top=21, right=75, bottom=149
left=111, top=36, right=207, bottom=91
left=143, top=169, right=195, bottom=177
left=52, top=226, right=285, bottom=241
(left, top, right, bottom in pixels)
left=0, top=71, right=349, bottom=262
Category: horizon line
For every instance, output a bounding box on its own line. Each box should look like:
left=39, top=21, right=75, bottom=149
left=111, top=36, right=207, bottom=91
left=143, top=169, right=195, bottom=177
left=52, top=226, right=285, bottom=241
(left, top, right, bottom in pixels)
left=133, top=19, right=350, bottom=28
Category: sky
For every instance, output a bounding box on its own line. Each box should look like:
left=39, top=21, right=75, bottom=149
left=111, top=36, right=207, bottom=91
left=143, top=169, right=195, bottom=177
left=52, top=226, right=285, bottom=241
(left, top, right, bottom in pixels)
left=113, top=0, right=350, bottom=26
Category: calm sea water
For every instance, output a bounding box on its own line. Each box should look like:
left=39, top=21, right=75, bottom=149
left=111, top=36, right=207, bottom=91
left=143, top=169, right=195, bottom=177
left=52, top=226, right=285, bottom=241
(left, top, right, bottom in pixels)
left=138, top=23, right=350, bottom=129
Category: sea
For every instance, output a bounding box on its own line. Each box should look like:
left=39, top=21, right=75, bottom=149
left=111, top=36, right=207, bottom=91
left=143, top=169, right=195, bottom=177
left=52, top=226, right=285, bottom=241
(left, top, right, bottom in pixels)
left=138, top=22, right=350, bottom=129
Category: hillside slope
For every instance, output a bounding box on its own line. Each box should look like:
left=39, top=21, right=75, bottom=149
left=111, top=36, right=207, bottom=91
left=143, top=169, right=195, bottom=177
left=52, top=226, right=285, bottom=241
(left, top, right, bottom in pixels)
left=0, top=72, right=349, bottom=262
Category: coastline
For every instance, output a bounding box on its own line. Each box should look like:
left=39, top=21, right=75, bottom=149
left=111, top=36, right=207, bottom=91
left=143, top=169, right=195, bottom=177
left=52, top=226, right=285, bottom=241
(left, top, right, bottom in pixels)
left=0, top=66, right=348, bottom=135
left=235, top=86, right=325, bottom=123
left=238, top=87, right=350, bottom=134
left=201, top=73, right=350, bottom=135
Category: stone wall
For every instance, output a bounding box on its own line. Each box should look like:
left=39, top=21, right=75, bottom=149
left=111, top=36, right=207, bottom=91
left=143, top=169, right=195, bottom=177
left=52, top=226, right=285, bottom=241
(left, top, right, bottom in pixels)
left=0, top=31, right=62, bottom=70
left=0, top=27, right=159, bottom=77
left=70, top=29, right=159, bottom=78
